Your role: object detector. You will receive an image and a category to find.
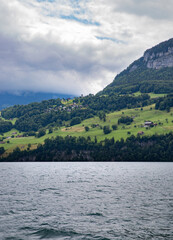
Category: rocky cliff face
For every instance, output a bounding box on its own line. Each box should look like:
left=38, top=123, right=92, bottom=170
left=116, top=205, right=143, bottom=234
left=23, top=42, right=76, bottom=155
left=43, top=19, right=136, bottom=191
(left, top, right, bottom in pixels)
left=128, top=38, right=173, bottom=72
left=144, top=46, right=173, bottom=69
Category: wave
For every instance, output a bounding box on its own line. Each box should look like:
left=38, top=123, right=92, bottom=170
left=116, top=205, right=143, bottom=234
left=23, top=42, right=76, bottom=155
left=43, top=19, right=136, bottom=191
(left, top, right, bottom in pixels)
left=87, top=212, right=104, bottom=217
left=39, top=188, right=59, bottom=192
left=30, top=227, right=80, bottom=239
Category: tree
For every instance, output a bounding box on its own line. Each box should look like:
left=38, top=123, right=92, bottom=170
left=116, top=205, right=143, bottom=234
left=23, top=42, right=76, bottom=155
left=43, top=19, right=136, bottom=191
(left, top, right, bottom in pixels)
left=94, top=136, right=97, bottom=143
left=112, top=124, right=118, bottom=130
left=37, top=129, right=46, bottom=138
left=0, top=147, right=5, bottom=155
left=98, top=111, right=106, bottom=121
left=27, top=143, right=31, bottom=150
left=103, top=125, right=112, bottom=134
left=0, top=120, right=13, bottom=134
left=85, top=126, right=89, bottom=132
left=48, top=127, right=53, bottom=134
left=118, top=116, right=133, bottom=125
left=70, top=117, right=81, bottom=126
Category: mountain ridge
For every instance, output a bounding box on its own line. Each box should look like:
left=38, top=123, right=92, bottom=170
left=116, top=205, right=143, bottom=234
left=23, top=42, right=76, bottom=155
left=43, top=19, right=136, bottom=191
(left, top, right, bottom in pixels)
left=0, top=92, right=75, bottom=110
left=101, top=38, right=173, bottom=95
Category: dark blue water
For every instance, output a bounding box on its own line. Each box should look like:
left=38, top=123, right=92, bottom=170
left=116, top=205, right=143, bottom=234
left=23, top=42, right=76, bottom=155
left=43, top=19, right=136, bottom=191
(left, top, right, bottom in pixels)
left=0, top=163, right=173, bottom=240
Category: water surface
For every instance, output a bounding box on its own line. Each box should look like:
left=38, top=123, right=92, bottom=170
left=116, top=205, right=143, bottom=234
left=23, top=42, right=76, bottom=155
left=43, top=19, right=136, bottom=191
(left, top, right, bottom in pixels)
left=0, top=162, right=173, bottom=239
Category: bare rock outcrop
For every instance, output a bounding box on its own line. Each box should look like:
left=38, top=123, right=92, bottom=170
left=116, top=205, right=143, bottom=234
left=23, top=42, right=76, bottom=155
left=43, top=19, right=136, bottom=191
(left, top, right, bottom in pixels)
left=144, top=47, right=173, bottom=69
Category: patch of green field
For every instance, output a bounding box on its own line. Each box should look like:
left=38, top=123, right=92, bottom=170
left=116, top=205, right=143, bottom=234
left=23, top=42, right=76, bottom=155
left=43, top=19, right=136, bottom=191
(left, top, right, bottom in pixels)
left=61, top=99, right=74, bottom=105
left=1, top=105, right=173, bottom=152
left=133, top=91, right=167, bottom=98
left=0, top=112, right=18, bottom=124
left=148, top=93, right=167, bottom=98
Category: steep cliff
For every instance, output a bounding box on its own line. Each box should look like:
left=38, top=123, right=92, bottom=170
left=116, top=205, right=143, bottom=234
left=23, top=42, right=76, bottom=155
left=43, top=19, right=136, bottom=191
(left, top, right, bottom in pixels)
left=129, top=38, right=173, bottom=71
left=144, top=47, right=173, bottom=69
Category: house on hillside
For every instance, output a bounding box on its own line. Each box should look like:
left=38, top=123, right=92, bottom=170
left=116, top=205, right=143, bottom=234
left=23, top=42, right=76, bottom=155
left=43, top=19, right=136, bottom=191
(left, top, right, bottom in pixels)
left=16, top=135, right=24, bottom=138
left=144, top=121, right=154, bottom=127
left=138, top=131, right=144, bottom=135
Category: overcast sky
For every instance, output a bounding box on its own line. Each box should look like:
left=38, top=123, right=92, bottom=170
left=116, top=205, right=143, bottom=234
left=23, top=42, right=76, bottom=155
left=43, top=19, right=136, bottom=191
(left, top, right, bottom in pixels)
left=0, top=0, right=173, bottom=95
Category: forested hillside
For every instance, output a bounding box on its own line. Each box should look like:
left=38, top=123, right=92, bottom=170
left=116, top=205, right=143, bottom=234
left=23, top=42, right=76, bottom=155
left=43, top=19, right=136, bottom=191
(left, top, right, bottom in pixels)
left=0, top=38, right=173, bottom=161
left=1, top=93, right=153, bottom=132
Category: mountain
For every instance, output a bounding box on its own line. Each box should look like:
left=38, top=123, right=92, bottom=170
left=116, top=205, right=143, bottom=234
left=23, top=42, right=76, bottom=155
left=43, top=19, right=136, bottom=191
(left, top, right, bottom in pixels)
left=0, top=92, right=75, bottom=110
left=101, top=38, right=173, bottom=95
left=1, top=38, right=173, bottom=161
left=1, top=39, right=172, bottom=111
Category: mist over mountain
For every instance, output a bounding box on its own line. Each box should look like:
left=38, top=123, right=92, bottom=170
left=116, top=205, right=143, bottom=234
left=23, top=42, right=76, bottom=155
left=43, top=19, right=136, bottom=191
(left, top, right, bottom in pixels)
left=1, top=38, right=173, bottom=110
left=0, top=92, right=75, bottom=110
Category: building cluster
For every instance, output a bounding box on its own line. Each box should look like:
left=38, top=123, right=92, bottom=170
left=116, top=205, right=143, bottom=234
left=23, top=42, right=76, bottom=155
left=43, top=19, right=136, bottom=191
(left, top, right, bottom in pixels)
left=45, top=103, right=83, bottom=113
left=138, top=121, right=158, bottom=135
left=0, top=133, right=24, bottom=144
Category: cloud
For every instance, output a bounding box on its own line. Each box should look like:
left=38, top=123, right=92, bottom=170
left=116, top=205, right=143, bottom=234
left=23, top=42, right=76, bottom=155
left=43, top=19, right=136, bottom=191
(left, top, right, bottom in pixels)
left=113, top=0, right=173, bottom=20
left=0, top=0, right=172, bottom=95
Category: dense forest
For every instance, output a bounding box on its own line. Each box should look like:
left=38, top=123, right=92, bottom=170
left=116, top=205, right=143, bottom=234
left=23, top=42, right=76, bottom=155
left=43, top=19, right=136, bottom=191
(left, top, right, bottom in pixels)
left=0, top=120, right=13, bottom=134
left=1, top=93, right=153, bottom=132
left=1, top=133, right=173, bottom=162
left=101, top=68, right=173, bottom=95
left=155, top=94, right=173, bottom=111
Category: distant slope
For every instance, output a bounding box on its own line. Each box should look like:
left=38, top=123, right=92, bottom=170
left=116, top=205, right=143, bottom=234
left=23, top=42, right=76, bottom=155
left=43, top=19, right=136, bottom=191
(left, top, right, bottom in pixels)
left=101, top=38, right=173, bottom=95
left=0, top=92, right=75, bottom=110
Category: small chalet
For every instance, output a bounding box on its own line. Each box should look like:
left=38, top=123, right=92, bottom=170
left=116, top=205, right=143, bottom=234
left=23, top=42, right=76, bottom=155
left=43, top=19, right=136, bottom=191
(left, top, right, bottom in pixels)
left=138, top=131, right=144, bottom=135
left=144, top=121, right=154, bottom=127
left=16, top=135, right=24, bottom=138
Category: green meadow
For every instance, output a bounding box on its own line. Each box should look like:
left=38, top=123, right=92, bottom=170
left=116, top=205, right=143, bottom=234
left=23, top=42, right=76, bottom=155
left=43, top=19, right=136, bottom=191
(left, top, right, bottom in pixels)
left=133, top=91, right=167, bottom=98
left=1, top=104, right=173, bottom=154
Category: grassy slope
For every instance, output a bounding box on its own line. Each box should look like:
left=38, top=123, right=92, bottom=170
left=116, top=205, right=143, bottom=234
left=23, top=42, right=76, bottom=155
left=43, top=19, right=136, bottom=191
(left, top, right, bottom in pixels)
left=133, top=92, right=167, bottom=98
left=1, top=104, right=173, bottom=155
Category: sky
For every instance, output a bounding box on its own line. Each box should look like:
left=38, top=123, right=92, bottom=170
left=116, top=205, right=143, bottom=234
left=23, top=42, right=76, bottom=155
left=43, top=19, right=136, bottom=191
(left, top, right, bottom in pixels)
left=0, top=0, right=173, bottom=96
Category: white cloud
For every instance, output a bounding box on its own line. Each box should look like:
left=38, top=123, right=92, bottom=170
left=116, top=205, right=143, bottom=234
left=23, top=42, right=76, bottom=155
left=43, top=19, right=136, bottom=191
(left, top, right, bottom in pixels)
left=0, top=0, right=172, bottom=95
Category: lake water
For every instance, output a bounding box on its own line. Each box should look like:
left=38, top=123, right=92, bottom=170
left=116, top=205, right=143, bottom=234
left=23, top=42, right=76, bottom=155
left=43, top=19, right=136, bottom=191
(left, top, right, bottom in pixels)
left=0, top=162, right=173, bottom=240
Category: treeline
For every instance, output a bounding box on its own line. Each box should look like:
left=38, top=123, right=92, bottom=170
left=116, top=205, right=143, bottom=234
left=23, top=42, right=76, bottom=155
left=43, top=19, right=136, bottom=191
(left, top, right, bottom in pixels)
left=144, top=38, right=173, bottom=56
left=1, top=98, right=62, bottom=119
left=1, top=133, right=173, bottom=162
left=0, top=147, right=5, bottom=155
left=80, top=93, right=151, bottom=111
left=155, top=94, right=173, bottom=112
left=14, top=108, right=95, bottom=132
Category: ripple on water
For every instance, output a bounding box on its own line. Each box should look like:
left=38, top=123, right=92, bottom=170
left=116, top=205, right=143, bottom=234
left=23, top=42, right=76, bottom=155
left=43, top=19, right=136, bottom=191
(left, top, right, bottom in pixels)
left=0, top=162, right=172, bottom=240
left=30, top=227, right=81, bottom=239
left=86, top=212, right=104, bottom=217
